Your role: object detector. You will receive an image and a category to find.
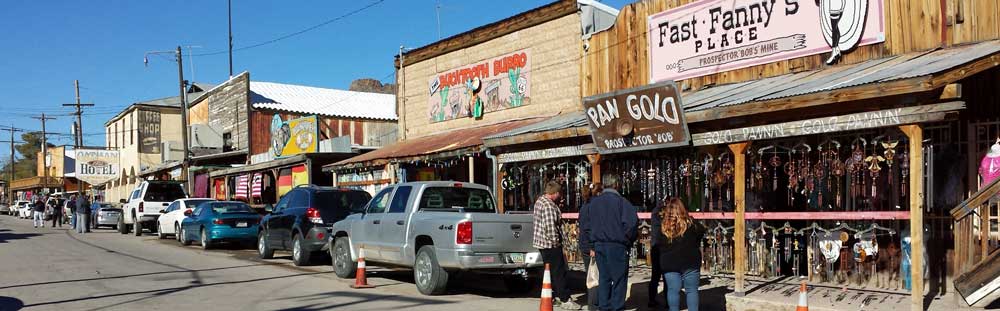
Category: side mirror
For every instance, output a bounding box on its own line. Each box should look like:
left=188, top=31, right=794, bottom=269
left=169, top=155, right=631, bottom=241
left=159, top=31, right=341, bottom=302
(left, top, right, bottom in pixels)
left=159, top=209, right=167, bottom=214
left=264, top=204, right=273, bottom=213
left=119, top=199, right=127, bottom=204
left=183, top=209, right=193, bottom=217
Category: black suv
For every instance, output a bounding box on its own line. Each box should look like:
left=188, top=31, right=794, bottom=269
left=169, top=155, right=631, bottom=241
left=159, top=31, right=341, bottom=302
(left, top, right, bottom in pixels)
left=257, top=185, right=371, bottom=266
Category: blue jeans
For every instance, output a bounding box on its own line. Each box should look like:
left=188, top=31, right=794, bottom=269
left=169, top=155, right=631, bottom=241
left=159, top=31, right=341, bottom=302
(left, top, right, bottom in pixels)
left=33, top=212, right=44, bottom=227
left=70, top=213, right=76, bottom=228
left=76, top=213, right=89, bottom=233
left=663, top=269, right=700, bottom=311
left=595, top=242, right=629, bottom=311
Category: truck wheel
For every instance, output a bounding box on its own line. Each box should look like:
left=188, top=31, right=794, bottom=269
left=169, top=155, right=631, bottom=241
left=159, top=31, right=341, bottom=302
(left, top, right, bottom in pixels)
left=332, top=237, right=356, bottom=279
left=118, top=217, right=129, bottom=234
left=200, top=228, right=212, bottom=250
left=258, top=231, right=274, bottom=259
left=133, top=217, right=143, bottom=236
left=414, top=246, right=449, bottom=295
left=292, top=234, right=312, bottom=266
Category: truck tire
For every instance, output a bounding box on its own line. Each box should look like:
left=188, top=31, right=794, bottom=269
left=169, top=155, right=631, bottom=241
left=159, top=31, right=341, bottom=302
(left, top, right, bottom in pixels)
left=332, top=237, right=356, bottom=279
left=292, top=234, right=311, bottom=266
left=258, top=231, right=275, bottom=259
left=414, top=245, right=449, bottom=295
left=133, top=216, right=143, bottom=236
left=118, top=217, right=129, bottom=234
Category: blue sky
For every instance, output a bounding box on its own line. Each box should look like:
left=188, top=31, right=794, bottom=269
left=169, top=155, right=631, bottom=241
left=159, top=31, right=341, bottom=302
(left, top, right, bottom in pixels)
left=0, top=0, right=629, bottom=163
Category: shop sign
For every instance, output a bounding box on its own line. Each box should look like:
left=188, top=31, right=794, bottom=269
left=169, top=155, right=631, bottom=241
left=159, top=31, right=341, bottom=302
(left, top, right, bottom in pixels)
left=428, top=49, right=530, bottom=122
left=691, top=101, right=965, bottom=146
left=270, top=115, right=318, bottom=158
left=582, top=81, right=690, bottom=154
left=498, top=145, right=596, bottom=164
left=648, top=0, right=885, bottom=83
left=75, top=149, right=120, bottom=185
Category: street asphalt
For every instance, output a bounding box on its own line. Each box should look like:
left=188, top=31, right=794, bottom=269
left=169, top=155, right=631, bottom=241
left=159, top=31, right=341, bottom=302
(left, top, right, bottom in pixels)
left=0, top=215, right=540, bottom=311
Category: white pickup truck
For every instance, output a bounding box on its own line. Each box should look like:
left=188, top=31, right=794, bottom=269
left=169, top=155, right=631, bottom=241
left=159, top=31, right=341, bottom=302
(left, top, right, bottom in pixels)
left=120, top=180, right=188, bottom=236
left=330, top=181, right=541, bottom=295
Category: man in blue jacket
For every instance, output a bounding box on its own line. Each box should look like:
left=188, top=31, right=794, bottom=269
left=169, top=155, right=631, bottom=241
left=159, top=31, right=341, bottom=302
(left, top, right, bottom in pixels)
left=581, top=174, right=638, bottom=311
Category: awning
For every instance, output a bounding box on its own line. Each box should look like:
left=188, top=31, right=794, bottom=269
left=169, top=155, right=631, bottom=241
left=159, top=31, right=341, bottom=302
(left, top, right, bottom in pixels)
left=330, top=118, right=544, bottom=169
left=209, top=153, right=353, bottom=178
left=138, top=160, right=182, bottom=177
left=485, top=40, right=1000, bottom=147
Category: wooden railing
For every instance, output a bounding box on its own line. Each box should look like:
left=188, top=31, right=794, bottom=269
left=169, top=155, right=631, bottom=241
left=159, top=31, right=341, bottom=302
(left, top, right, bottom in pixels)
left=951, top=177, right=1000, bottom=276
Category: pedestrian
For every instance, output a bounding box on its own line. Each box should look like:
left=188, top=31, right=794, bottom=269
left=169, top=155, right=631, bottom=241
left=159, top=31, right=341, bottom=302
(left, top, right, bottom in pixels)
left=586, top=174, right=638, bottom=311
left=654, top=198, right=705, bottom=311
left=67, top=195, right=78, bottom=229
left=532, top=181, right=580, bottom=310
left=50, top=194, right=64, bottom=227
left=648, top=202, right=668, bottom=308
left=578, top=182, right=603, bottom=311
left=90, top=197, right=101, bottom=231
left=32, top=196, right=46, bottom=228
left=76, top=194, right=91, bottom=234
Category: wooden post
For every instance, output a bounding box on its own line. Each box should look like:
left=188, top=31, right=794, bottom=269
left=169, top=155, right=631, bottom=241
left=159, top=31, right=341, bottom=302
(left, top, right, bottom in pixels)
left=587, top=154, right=601, bottom=183
left=468, top=156, right=475, bottom=183
left=729, top=142, right=750, bottom=296
left=900, top=124, right=924, bottom=311
left=497, top=163, right=506, bottom=213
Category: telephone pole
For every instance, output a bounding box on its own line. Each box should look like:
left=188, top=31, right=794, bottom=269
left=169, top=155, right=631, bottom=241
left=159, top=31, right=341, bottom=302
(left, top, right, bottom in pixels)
left=1, top=125, right=23, bottom=205
left=63, top=80, right=94, bottom=148
left=32, top=114, right=56, bottom=194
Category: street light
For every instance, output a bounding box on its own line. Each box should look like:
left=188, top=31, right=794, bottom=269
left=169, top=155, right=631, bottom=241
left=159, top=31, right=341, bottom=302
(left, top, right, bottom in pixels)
left=142, top=47, right=190, bottom=190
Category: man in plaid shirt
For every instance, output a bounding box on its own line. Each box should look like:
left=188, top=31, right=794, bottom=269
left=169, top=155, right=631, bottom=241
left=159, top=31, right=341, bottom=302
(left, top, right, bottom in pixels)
left=533, top=181, right=580, bottom=310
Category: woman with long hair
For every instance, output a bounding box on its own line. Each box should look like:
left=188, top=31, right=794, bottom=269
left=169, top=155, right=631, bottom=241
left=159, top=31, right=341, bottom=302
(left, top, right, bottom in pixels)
left=655, top=198, right=705, bottom=311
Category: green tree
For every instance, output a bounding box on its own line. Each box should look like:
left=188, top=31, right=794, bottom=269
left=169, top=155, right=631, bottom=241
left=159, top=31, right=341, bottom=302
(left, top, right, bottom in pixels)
left=0, top=132, right=55, bottom=182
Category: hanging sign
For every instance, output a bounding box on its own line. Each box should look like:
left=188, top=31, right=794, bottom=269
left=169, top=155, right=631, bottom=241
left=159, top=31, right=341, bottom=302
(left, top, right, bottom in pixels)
left=648, top=0, right=885, bottom=83
left=428, top=49, right=531, bottom=122
left=691, top=101, right=965, bottom=146
left=75, top=149, right=120, bottom=185
left=270, top=115, right=318, bottom=158
left=582, top=81, right=690, bottom=154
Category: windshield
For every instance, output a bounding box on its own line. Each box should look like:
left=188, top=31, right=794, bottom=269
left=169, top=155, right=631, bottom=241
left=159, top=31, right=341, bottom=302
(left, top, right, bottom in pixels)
left=144, top=183, right=187, bottom=202
left=210, top=202, right=253, bottom=214
left=315, top=190, right=372, bottom=216
left=184, top=199, right=214, bottom=209
left=419, top=187, right=496, bottom=213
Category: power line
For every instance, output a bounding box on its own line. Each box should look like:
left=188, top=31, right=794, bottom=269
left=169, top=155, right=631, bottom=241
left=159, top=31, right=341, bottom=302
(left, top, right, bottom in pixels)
left=193, top=0, right=386, bottom=57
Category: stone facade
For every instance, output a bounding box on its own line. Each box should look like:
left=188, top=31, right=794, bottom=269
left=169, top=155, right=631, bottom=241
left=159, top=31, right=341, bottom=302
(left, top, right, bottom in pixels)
left=398, top=13, right=582, bottom=139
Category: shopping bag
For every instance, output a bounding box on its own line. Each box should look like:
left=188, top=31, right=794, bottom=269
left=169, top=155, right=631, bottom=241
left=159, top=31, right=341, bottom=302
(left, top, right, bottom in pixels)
left=586, top=259, right=600, bottom=289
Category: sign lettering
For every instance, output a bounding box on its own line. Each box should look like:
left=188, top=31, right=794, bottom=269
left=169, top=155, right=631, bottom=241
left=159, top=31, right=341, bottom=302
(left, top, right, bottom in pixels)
left=583, top=81, right=691, bottom=154
left=75, top=149, right=120, bottom=185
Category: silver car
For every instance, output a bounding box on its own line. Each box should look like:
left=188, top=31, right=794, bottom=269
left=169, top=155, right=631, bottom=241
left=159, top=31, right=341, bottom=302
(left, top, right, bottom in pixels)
left=94, top=204, right=121, bottom=229
left=0, top=203, right=11, bottom=216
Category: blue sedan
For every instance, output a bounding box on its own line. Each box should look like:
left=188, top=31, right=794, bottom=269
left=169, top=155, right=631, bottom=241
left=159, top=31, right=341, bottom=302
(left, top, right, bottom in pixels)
left=179, top=201, right=260, bottom=250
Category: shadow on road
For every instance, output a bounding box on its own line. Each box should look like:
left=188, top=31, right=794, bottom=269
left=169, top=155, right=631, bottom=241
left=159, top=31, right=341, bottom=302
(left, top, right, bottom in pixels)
left=0, top=296, right=24, bottom=311
left=0, top=263, right=277, bottom=290
left=274, top=290, right=452, bottom=311
left=0, top=231, right=41, bottom=244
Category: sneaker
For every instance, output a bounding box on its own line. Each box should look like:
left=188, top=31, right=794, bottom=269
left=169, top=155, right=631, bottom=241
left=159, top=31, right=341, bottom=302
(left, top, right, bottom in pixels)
left=559, top=300, right=582, bottom=310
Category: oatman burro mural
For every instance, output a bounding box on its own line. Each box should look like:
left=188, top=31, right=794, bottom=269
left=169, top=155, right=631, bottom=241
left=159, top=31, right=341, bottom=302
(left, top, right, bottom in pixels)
left=427, top=49, right=531, bottom=122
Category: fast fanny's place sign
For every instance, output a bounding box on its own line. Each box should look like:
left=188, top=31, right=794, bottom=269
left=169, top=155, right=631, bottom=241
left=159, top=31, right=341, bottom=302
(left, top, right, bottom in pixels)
left=75, top=149, right=120, bottom=185
left=648, top=0, right=884, bottom=83
left=583, top=81, right=691, bottom=154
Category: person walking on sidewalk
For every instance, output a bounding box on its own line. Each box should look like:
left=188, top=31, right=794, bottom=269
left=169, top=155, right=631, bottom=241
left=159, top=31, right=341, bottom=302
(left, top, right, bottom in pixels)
left=67, top=195, right=77, bottom=229
left=75, top=195, right=91, bottom=234
left=32, top=197, right=46, bottom=228
left=49, top=194, right=64, bottom=227
left=586, top=174, right=638, bottom=311
left=578, top=182, right=603, bottom=311
left=654, top=198, right=705, bottom=311
left=533, top=181, right=581, bottom=310
left=648, top=203, right=667, bottom=308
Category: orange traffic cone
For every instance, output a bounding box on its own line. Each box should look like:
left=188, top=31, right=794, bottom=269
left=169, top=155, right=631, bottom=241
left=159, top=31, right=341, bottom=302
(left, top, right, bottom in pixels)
left=540, top=263, right=553, bottom=311
left=350, top=246, right=374, bottom=289
left=796, top=278, right=809, bottom=311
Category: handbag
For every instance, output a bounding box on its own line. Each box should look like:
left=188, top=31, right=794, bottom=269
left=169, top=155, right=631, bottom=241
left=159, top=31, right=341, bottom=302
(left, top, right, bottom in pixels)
left=586, top=259, right=600, bottom=289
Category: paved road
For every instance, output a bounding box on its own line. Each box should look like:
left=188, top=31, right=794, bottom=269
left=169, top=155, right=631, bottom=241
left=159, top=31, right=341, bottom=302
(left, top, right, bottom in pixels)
left=0, top=215, right=539, bottom=311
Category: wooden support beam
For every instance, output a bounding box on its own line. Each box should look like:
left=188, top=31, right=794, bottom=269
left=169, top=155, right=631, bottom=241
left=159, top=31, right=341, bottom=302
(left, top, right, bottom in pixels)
left=587, top=153, right=602, bottom=183
left=468, top=156, right=475, bottom=183
left=900, top=124, right=924, bottom=311
left=939, top=83, right=962, bottom=99
left=729, top=142, right=750, bottom=295
left=497, top=164, right=505, bottom=213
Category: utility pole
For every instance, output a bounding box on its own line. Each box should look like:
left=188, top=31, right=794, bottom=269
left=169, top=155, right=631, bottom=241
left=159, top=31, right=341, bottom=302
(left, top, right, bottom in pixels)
left=32, top=114, right=56, bottom=195
left=228, top=0, right=234, bottom=77
left=1, top=125, right=23, bottom=205
left=63, top=80, right=94, bottom=148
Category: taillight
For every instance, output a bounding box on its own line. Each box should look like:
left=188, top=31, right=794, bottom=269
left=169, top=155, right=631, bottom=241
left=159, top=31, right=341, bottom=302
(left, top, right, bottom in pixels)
left=305, top=207, right=323, bottom=224
left=456, top=221, right=473, bottom=245
left=138, top=202, right=144, bottom=213
left=316, top=232, right=325, bottom=240
left=213, top=218, right=225, bottom=225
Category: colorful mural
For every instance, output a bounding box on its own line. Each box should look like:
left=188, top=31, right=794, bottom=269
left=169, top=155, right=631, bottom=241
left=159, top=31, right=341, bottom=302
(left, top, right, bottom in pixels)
left=428, top=49, right=531, bottom=122
left=270, top=115, right=318, bottom=157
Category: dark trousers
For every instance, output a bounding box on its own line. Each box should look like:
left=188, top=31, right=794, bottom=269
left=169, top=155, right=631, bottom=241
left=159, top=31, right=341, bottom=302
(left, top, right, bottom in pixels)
left=649, top=249, right=667, bottom=304
left=540, top=247, right=570, bottom=301
left=583, top=252, right=599, bottom=310
left=51, top=213, right=62, bottom=227
left=595, top=242, right=629, bottom=311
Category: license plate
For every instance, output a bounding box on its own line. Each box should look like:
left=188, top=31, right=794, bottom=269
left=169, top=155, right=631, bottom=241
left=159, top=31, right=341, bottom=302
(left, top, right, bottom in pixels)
left=236, top=222, right=248, bottom=228
left=508, top=253, right=525, bottom=263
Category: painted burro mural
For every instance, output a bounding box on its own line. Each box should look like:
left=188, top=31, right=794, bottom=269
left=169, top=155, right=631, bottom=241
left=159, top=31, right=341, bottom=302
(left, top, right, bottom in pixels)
left=648, top=0, right=885, bottom=83
left=428, top=49, right=531, bottom=122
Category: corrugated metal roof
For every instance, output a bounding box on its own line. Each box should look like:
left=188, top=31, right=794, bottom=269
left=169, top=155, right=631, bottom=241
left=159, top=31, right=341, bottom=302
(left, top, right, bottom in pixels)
left=249, top=81, right=397, bottom=121
left=333, top=119, right=543, bottom=167
left=484, top=111, right=588, bottom=141
left=685, top=39, right=1000, bottom=112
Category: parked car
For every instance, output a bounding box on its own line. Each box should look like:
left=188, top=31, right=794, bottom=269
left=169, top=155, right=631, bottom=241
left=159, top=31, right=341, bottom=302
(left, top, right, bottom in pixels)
left=157, top=198, right=215, bottom=240
left=330, top=181, right=541, bottom=295
left=93, top=203, right=122, bottom=229
left=0, top=203, right=11, bottom=216
left=120, top=180, right=188, bottom=236
left=16, top=201, right=32, bottom=219
left=257, top=185, right=371, bottom=266
left=179, top=201, right=260, bottom=249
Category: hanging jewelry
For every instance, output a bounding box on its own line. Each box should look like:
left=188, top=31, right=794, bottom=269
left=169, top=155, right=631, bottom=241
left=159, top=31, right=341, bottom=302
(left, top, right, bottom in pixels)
left=680, top=159, right=691, bottom=201
left=722, top=153, right=734, bottom=202
left=900, top=149, right=910, bottom=198
left=785, top=152, right=798, bottom=205
left=866, top=143, right=885, bottom=202
left=882, top=141, right=899, bottom=190
left=831, top=150, right=845, bottom=210
left=703, top=154, right=714, bottom=212
left=770, top=153, right=783, bottom=191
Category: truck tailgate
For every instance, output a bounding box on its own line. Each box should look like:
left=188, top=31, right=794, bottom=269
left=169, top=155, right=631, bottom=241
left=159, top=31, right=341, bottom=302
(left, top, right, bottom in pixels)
left=467, top=213, right=535, bottom=253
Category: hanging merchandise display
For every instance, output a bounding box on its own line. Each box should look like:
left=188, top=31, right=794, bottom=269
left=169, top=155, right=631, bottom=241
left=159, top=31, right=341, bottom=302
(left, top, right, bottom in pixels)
left=980, top=138, right=1000, bottom=186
